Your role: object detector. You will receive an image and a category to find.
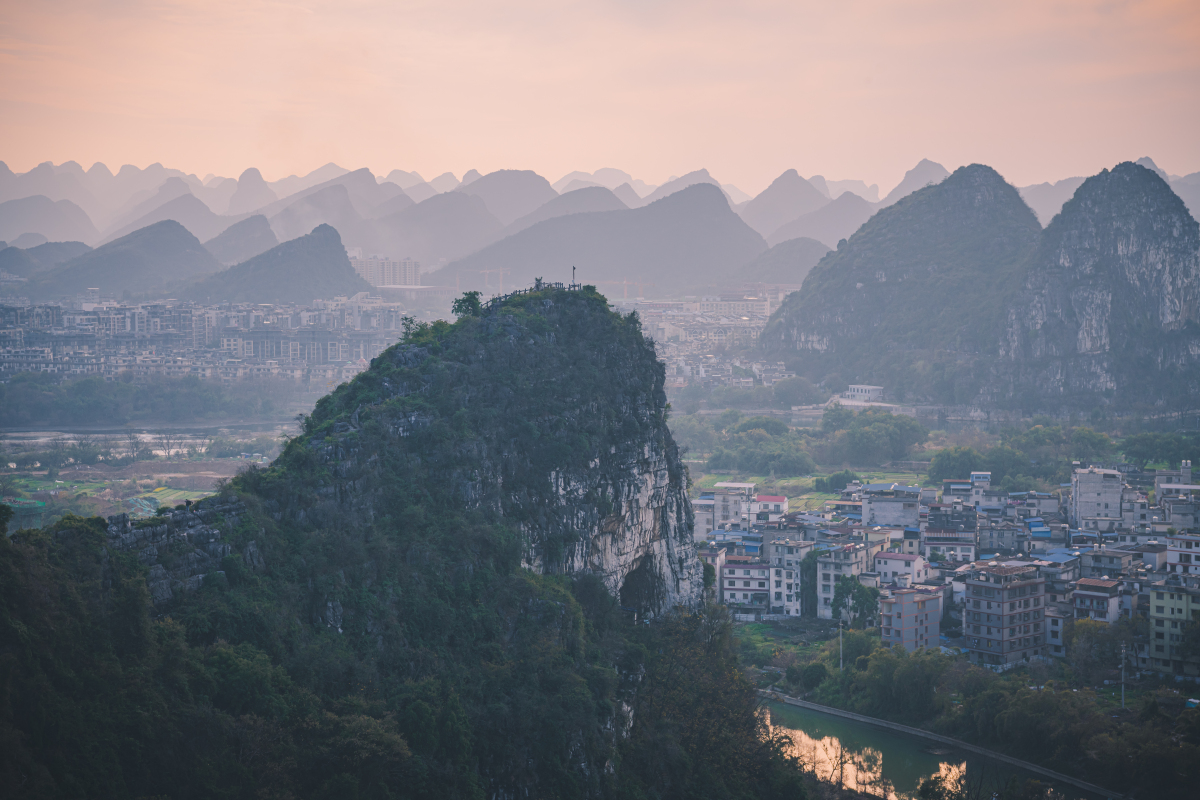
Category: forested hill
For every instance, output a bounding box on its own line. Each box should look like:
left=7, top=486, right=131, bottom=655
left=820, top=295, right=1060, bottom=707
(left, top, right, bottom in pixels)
left=761, top=164, right=1040, bottom=402
left=0, top=286, right=804, bottom=799
left=762, top=161, right=1200, bottom=411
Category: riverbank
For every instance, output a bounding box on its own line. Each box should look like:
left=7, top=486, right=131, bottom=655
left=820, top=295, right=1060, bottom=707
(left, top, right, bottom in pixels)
left=765, top=692, right=1121, bottom=799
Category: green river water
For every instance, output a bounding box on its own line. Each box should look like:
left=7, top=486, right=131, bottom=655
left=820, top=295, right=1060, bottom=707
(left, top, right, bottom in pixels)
left=766, top=702, right=1113, bottom=799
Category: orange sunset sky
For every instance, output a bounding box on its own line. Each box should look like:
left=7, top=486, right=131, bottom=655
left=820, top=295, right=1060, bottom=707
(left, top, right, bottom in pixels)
left=1, top=0, right=1198, bottom=194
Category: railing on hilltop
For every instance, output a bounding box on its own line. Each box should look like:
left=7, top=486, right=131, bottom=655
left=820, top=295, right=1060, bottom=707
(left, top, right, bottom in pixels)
left=483, top=281, right=584, bottom=310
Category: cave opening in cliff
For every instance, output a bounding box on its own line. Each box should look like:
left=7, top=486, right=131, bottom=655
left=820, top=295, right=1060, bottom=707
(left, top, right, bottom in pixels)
left=619, top=555, right=665, bottom=616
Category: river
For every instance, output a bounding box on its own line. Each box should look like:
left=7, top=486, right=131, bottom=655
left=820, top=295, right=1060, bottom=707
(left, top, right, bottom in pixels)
left=766, top=702, right=1111, bottom=799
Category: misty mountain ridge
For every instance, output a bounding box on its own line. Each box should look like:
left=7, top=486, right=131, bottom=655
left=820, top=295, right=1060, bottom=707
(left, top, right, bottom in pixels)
left=203, top=214, right=278, bottom=265
left=503, top=185, right=628, bottom=236
left=878, top=158, right=951, bottom=206
left=0, top=195, right=99, bottom=244
left=739, top=236, right=831, bottom=286
left=766, top=190, right=876, bottom=248
left=186, top=223, right=371, bottom=304
left=738, top=169, right=830, bottom=237
left=0, top=240, right=92, bottom=278
left=24, top=220, right=220, bottom=301
left=454, top=169, right=559, bottom=226
left=428, top=182, right=765, bottom=296
left=102, top=192, right=243, bottom=245
left=227, top=167, right=278, bottom=215
left=374, top=191, right=504, bottom=266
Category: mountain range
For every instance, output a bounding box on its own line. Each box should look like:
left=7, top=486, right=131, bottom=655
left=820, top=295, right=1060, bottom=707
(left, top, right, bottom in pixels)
left=429, top=183, right=767, bottom=295
left=762, top=161, right=1200, bottom=410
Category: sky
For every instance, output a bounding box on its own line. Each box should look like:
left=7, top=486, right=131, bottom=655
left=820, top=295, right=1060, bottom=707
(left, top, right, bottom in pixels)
left=1, top=0, right=1198, bottom=196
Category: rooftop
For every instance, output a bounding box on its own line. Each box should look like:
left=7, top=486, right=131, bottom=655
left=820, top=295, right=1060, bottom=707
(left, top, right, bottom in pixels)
left=1076, top=578, right=1121, bottom=590
left=877, top=553, right=921, bottom=561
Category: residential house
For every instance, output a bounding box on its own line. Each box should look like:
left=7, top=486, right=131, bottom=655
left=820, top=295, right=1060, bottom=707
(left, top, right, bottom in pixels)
left=880, top=586, right=942, bottom=652
left=874, top=553, right=931, bottom=586
left=1165, top=530, right=1200, bottom=577
left=1069, top=467, right=1123, bottom=529
left=863, top=484, right=923, bottom=527
left=1148, top=576, right=1200, bottom=676
left=817, top=543, right=869, bottom=619
left=751, top=494, right=789, bottom=524
left=721, top=559, right=771, bottom=608
left=962, top=562, right=1047, bottom=669
left=693, top=496, right=716, bottom=540
left=1073, top=578, right=1122, bottom=623
left=1080, top=546, right=1134, bottom=579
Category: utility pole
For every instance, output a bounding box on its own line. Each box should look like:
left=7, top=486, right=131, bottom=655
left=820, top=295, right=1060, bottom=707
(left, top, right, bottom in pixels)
left=839, top=619, right=844, bottom=671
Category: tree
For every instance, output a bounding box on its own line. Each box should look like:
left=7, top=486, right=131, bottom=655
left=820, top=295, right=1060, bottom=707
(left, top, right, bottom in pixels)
left=821, top=403, right=854, bottom=434
left=451, top=290, right=483, bottom=318
left=1069, top=427, right=1114, bottom=464
left=802, top=662, right=828, bottom=690
left=928, top=446, right=984, bottom=481
left=831, top=576, right=880, bottom=628
left=984, top=445, right=1028, bottom=484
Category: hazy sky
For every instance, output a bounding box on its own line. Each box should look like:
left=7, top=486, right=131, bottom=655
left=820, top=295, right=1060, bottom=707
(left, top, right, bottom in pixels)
left=2, top=0, right=1198, bottom=195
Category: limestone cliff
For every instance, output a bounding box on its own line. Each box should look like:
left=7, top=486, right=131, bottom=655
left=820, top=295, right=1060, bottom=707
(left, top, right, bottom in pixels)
left=255, top=285, right=700, bottom=615
left=760, top=164, right=1041, bottom=403
left=992, top=162, right=1200, bottom=408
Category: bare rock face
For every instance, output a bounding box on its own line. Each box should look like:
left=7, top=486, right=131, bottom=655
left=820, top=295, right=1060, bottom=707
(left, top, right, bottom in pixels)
left=103, top=496, right=249, bottom=604
left=994, top=162, right=1200, bottom=407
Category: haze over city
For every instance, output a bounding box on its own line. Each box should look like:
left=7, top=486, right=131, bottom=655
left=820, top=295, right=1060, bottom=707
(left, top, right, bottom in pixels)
left=3, top=3, right=1200, bottom=800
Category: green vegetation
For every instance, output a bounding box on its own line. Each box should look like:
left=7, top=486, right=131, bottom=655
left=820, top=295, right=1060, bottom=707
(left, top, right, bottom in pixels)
left=0, top=373, right=315, bottom=426
left=670, top=375, right=827, bottom=414
left=830, top=576, right=879, bottom=629
left=761, top=165, right=1042, bottom=404
left=672, top=405, right=927, bottom=480
left=0, top=287, right=807, bottom=798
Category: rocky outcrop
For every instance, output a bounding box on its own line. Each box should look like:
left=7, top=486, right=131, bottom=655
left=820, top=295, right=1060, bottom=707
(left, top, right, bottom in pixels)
left=992, top=162, right=1200, bottom=408
left=103, top=495, right=256, bottom=605
left=260, top=286, right=700, bottom=616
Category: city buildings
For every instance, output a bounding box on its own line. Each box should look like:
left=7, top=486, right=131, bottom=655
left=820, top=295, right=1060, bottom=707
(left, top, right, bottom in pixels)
left=880, top=586, right=941, bottom=652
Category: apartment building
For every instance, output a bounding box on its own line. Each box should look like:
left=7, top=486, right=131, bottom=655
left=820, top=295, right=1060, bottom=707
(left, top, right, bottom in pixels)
left=962, top=562, right=1047, bottom=669
left=1069, top=467, right=1123, bottom=528
left=874, top=553, right=931, bottom=586
left=721, top=560, right=771, bottom=607
left=1073, top=578, right=1122, bottom=623
left=817, top=543, right=869, bottom=619
left=1148, top=576, right=1200, bottom=675
left=1165, top=531, right=1200, bottom=576
left=880, top=587, right=942, bottom=652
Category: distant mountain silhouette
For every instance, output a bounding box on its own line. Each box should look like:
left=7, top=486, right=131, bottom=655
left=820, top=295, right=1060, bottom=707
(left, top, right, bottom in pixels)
left=102, top=193, right=238, bottom=244
left=0, top=240, right=92, bottom=277
left=455, top=170, right=558, bottom=226
left=504, top=186, right=627, bottom=236
left=102, top=177, right=195, bottom=237
left=1018, top=177, right=1086, bottom=226
left=384, top=170, right=424, bottom=189
left=809, top=175, right=880, bottom=203
left=0, top=195, right=99, bottom=244
left=460, top=169, right=482, bottom=186
left=562, top=179, right=601, bottom=193
left=186, top=224, right=370, bottom=304
left=722, top=184, right=752, bottom=205
left=370, top=192, right=416, bottom=219
left=428, top=173, right=460, bottom=193
left=1134, top=157, right=1169, bottom=182
left=429, top=183, right=766, bottom=296
left=268, top=184, right=374, bottom=247
left=10, top=233, right=48, bottom=249
left=0, top=161, right=105, bottom=225
left=612, top=183, right=641, bottom=208
left=374, top=192, right=504, bottom=266
left=766, top=191, right=875, bottom=248
left=739, top=170, right=830, bottom=237
left=268, top=163, right=349, bottom=199
left=26, top=220, right=219, bottom=300
left=259, top=168, right=403, bottom=222
left=635, top=169, right=726, bottom=207
left=552, top=171, right=596, bottom=193
left=741, top=237, right=831, bottom=285
left=402, top=182, right=439, bottom=203
left=203, top=215, right=278, bottom=265
left=879, top=159, right=950, bottom=206
left=1171, top=171, right=1200, bottom=218
left=227, top=168, right=278, bottom=214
